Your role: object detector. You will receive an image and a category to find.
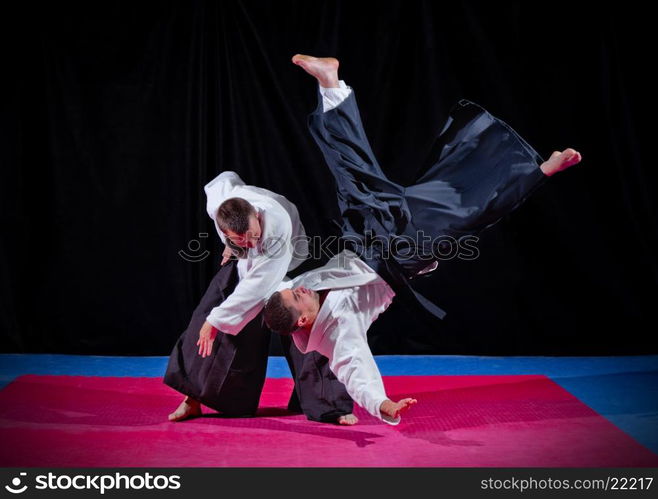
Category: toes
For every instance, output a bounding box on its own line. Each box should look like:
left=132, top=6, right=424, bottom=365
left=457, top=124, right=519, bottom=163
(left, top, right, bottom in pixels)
left=568, top=152, right=582, bottom=166
left=563, top=148, right=581, bottom=165
left=338, top=414, right=358, bottom=425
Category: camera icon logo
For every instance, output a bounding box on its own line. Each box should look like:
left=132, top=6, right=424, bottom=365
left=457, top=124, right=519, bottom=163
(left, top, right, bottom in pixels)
left=179, top=233, right=210, bottom=262
left=5, top=472, right=28, bottom=494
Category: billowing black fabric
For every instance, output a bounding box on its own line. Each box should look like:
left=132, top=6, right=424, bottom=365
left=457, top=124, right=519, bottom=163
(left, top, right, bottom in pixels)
left=307, top=90, right=547, bottom=320
left=404, top=100, right=547, bottom=239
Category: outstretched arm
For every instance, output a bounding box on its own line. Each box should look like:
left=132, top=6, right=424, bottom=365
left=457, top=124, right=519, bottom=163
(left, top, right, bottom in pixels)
left=207, top=228, right=292, bottom=334
left=195, top=209, right=293, bottom=362
left=323, top=312, right=417, bottom=424
left=197, top=237, right=291, bottom=357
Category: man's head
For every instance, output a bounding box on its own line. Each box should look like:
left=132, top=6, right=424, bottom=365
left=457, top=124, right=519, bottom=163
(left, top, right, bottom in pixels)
left=216, top=197, right=261, bottom=248
left=264, top=287, right=321, bottom=334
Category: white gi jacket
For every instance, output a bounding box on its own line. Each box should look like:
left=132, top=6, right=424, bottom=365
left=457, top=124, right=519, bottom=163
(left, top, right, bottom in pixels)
left=282, top=250, right=400, bottom=424
left=204, top=171, right=308, bottom=335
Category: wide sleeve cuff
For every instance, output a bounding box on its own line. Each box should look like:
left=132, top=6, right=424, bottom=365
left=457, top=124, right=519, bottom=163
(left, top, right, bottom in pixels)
left=205, top=311, right=239, bottom=336
left=319, top=80, right=352, bottom=112
left=376, top=397, right=401, bottom=425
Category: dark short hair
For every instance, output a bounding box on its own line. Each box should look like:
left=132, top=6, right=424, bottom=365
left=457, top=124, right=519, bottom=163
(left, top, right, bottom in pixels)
left=216, top=197, right=256, bottom=235
left=264, top=291, right=299, bottom=335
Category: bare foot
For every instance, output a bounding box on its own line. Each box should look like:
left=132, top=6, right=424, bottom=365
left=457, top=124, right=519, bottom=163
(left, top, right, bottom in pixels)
left=380, top=397, right=418, bottom=421
left=540, top=148, right=582, bottom=177
left=337, top=413, right=359, bottom=425
left=291, top=54, right=340, bottom=88
left=168, top=397, right=202, bottom=422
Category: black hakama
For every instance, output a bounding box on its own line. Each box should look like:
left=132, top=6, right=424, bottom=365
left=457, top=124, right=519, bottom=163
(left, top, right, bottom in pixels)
left=163, top=260, right=353, bottom=420
left=307, top=89, right=548, bottom=319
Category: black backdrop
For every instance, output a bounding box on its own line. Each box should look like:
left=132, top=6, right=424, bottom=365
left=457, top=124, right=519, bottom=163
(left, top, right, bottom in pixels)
left=1, top=1, right=656, bottom=356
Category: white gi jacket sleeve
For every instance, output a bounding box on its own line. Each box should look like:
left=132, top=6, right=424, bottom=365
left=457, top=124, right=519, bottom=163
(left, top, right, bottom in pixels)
left=320, top=294, right=400, bottom=425
left=205, top=206, right=293, bottom=335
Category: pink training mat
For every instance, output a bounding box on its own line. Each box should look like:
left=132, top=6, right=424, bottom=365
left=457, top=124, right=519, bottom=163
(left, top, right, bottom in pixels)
left=1, top=374, right=656, bottom=467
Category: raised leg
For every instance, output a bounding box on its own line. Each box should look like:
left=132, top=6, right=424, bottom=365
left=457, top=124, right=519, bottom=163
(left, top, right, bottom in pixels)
left=293, top=54, right=410, bottom=238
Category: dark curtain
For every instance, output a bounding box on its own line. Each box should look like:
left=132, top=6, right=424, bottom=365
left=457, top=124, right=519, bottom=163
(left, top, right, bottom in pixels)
left=1, top=1, right=655, bottom=355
